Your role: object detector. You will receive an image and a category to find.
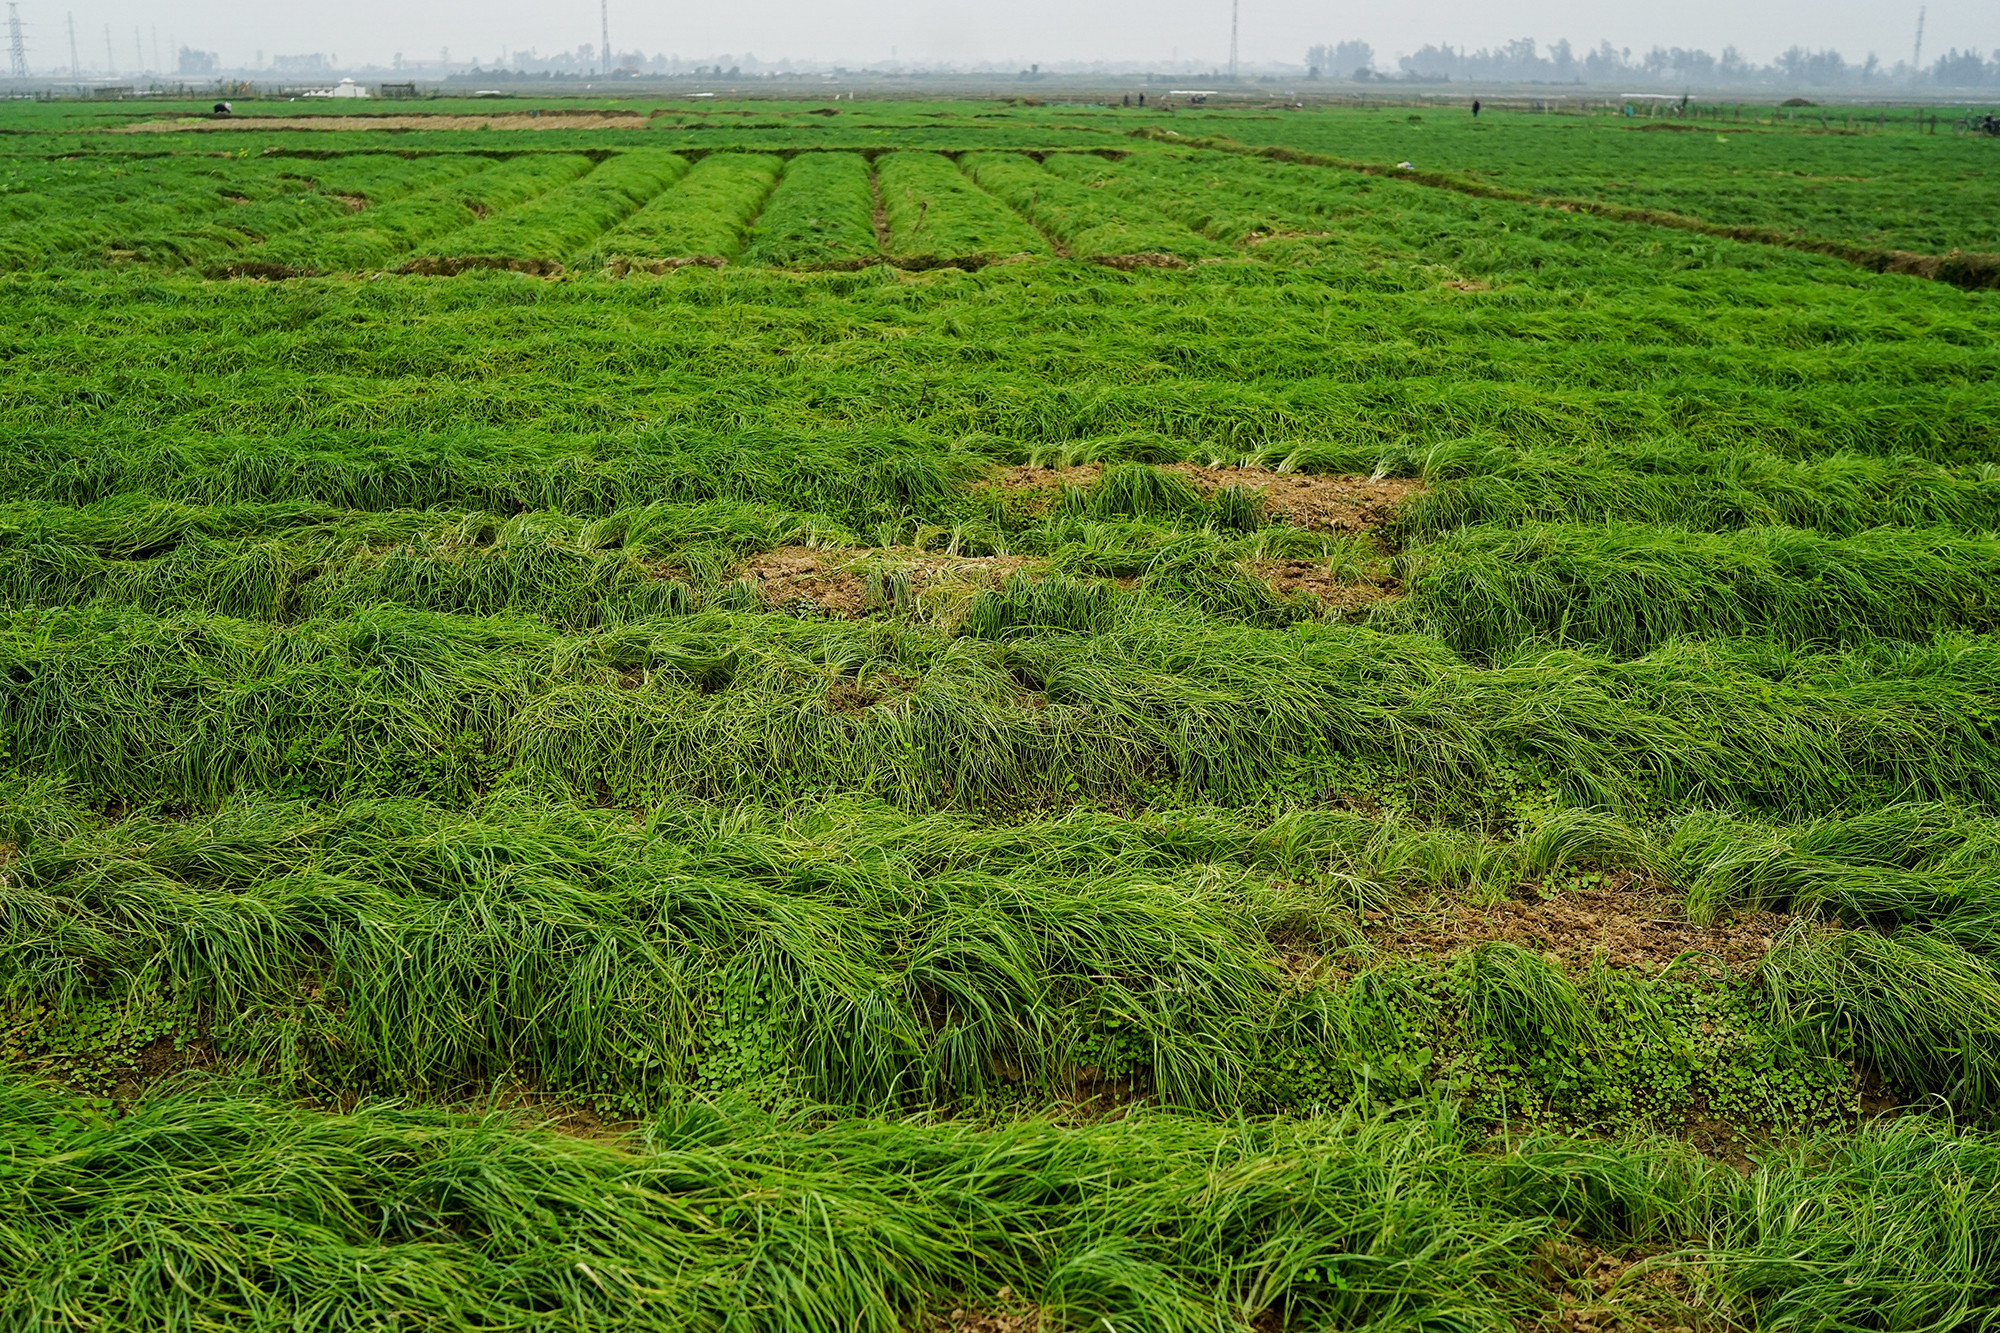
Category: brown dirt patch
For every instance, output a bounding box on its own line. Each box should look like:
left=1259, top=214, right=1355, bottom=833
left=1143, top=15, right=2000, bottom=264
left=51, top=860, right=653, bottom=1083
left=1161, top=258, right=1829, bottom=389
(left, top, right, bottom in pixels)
left=605, top=255, right=728, bottom=274
left=745, top=547, right=1034, bottom=616
left=397, top=255, right=563, bottom=277
left=468, top=1080, right=641, bottom=1145
left=1367, top=874, right=1790, bottom=974
left=887, top=251, right=1042, bottom=273
left=332, top=193, right=367, bottom=212
left=111, top=1034, right=217, bottom=1102
left=994, top=462, right=1420, bottom=534
left=746, top=539, right=1406, bottom=618
left=1255, top=558, right=1396, bottom=613
left=927, top=1295, right=1048, bottom=1333
left=1442, top=278, right=1490, bottom=291
left=117, top=112, right=645, bottom=133
left=1092, top=251, right=1189, bottom=270
left=1525, top=1239, right=1704, bottom=1332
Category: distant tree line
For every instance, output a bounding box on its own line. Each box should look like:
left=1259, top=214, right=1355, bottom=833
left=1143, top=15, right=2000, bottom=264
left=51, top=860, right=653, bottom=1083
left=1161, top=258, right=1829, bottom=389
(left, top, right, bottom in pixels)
left=1306, top=38, right=2000, bottom=88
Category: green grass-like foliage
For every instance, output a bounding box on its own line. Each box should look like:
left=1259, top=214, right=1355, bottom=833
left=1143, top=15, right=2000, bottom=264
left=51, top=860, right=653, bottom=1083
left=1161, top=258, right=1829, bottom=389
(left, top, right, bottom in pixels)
left=1044, top=148, right=1376, bottom=246
left=2, top=98, right=2000, bottom=1327
left=1396, top=522, right=2000, bottom=657
left=0, top=154, right=491, bottom=271
left=413, top=151, right=688, bottom=266
left=963, top=152, right=1224, bottom=260
left=264, top=154, right=595, bottom=271
left=583, top=152, right=781, bottom=264
left=741, top=152, right=880, bottom=269
left=2, top=1079, right=1995, bottom=1332
left=878, top=152, right=1050, bottom=265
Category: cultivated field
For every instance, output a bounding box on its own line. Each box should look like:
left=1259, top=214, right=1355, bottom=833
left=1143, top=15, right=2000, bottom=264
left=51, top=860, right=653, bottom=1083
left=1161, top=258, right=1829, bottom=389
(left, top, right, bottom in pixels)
left=1, top=93, right=1998, bottom=1331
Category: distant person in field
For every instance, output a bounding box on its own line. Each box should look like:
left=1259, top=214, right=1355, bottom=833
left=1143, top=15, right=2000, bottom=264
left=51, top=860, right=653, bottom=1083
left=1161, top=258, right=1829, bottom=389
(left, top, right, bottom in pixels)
left=213, top=101, right=232, bottom=116
left=1471, top=99, right=1481, bottom=117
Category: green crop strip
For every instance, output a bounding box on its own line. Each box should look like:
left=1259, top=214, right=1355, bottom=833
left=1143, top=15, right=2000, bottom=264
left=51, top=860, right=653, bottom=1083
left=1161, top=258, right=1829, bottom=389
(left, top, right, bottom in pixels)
left=879, top=151, right=1052, bottom=267
left=584, top=152, right=781, bottom=267
left=741, top=151, right=882, bottom=268
left=404, top=150, right=689, bottom=272
left=260, top=153, right=595, bottom=273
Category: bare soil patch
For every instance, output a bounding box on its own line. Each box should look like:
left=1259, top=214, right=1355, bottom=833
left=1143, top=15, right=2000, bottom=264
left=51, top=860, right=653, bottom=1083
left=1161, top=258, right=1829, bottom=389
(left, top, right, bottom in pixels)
left=745, top=547, right=1034, bottom=615
left=888, top=251, right=1041, bottom=273
left=118, top=112, right=645, bottom=133
left=111, top=1034, right=217, bottom=1103
left=604, top=255, right=729, bottom=274
left=927, top=1294, right=1049, bottom=1333
left=397, top=255, right=563, bottom=277
left=1526, top=1239, right=1703, bottom=1332
left=995, top=462, right=1420, bottom=534
left=1442, top=279, right=1490, bottom=291
left=1093, top=252, right=1189, bottom=270
left=471, top=1081, right=641, bottom=1145
left=1255, top=558, right=1396, bottom=612
left=332, top=193, right=367, bottom=212
left=1368, top=875, right=1790, bottom=974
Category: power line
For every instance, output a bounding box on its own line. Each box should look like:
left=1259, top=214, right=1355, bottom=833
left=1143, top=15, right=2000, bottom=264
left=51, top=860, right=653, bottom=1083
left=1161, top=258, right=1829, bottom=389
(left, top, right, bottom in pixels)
left=7, top=3, right=27, bottom=80
left=66, top=9, right=76, bottom=78
left=102, top=20, right=110, bottom=76
left=1227, top=0, right=1238, bottom=80
left=1911, top=5, right=1926, bottom=75
left=600, top=0, right=609, bottom=75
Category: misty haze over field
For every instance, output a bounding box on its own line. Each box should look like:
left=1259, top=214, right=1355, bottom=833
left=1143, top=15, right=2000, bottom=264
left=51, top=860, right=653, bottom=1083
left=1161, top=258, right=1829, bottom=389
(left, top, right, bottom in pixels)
left=0, top=0, right=1992, bottom=87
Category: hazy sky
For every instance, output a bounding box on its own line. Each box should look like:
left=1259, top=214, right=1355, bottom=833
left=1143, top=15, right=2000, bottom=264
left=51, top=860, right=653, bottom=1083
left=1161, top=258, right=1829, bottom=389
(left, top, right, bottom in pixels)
left=17, top=0, right=1993, bottom=72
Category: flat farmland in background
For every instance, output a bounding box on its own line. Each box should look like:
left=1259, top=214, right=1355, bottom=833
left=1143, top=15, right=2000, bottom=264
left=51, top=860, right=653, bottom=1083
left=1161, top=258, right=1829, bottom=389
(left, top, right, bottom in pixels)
left=0, top=92, right=1997, bottom=1333
left=1195, top=103, right=2000, bottom=252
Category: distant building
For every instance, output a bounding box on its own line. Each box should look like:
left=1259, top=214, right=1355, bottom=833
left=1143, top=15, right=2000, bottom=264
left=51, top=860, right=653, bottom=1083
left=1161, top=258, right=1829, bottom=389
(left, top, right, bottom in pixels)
left=303, top=78, right=370, bottom=99
left=177, top=48, right=219, bottom=75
